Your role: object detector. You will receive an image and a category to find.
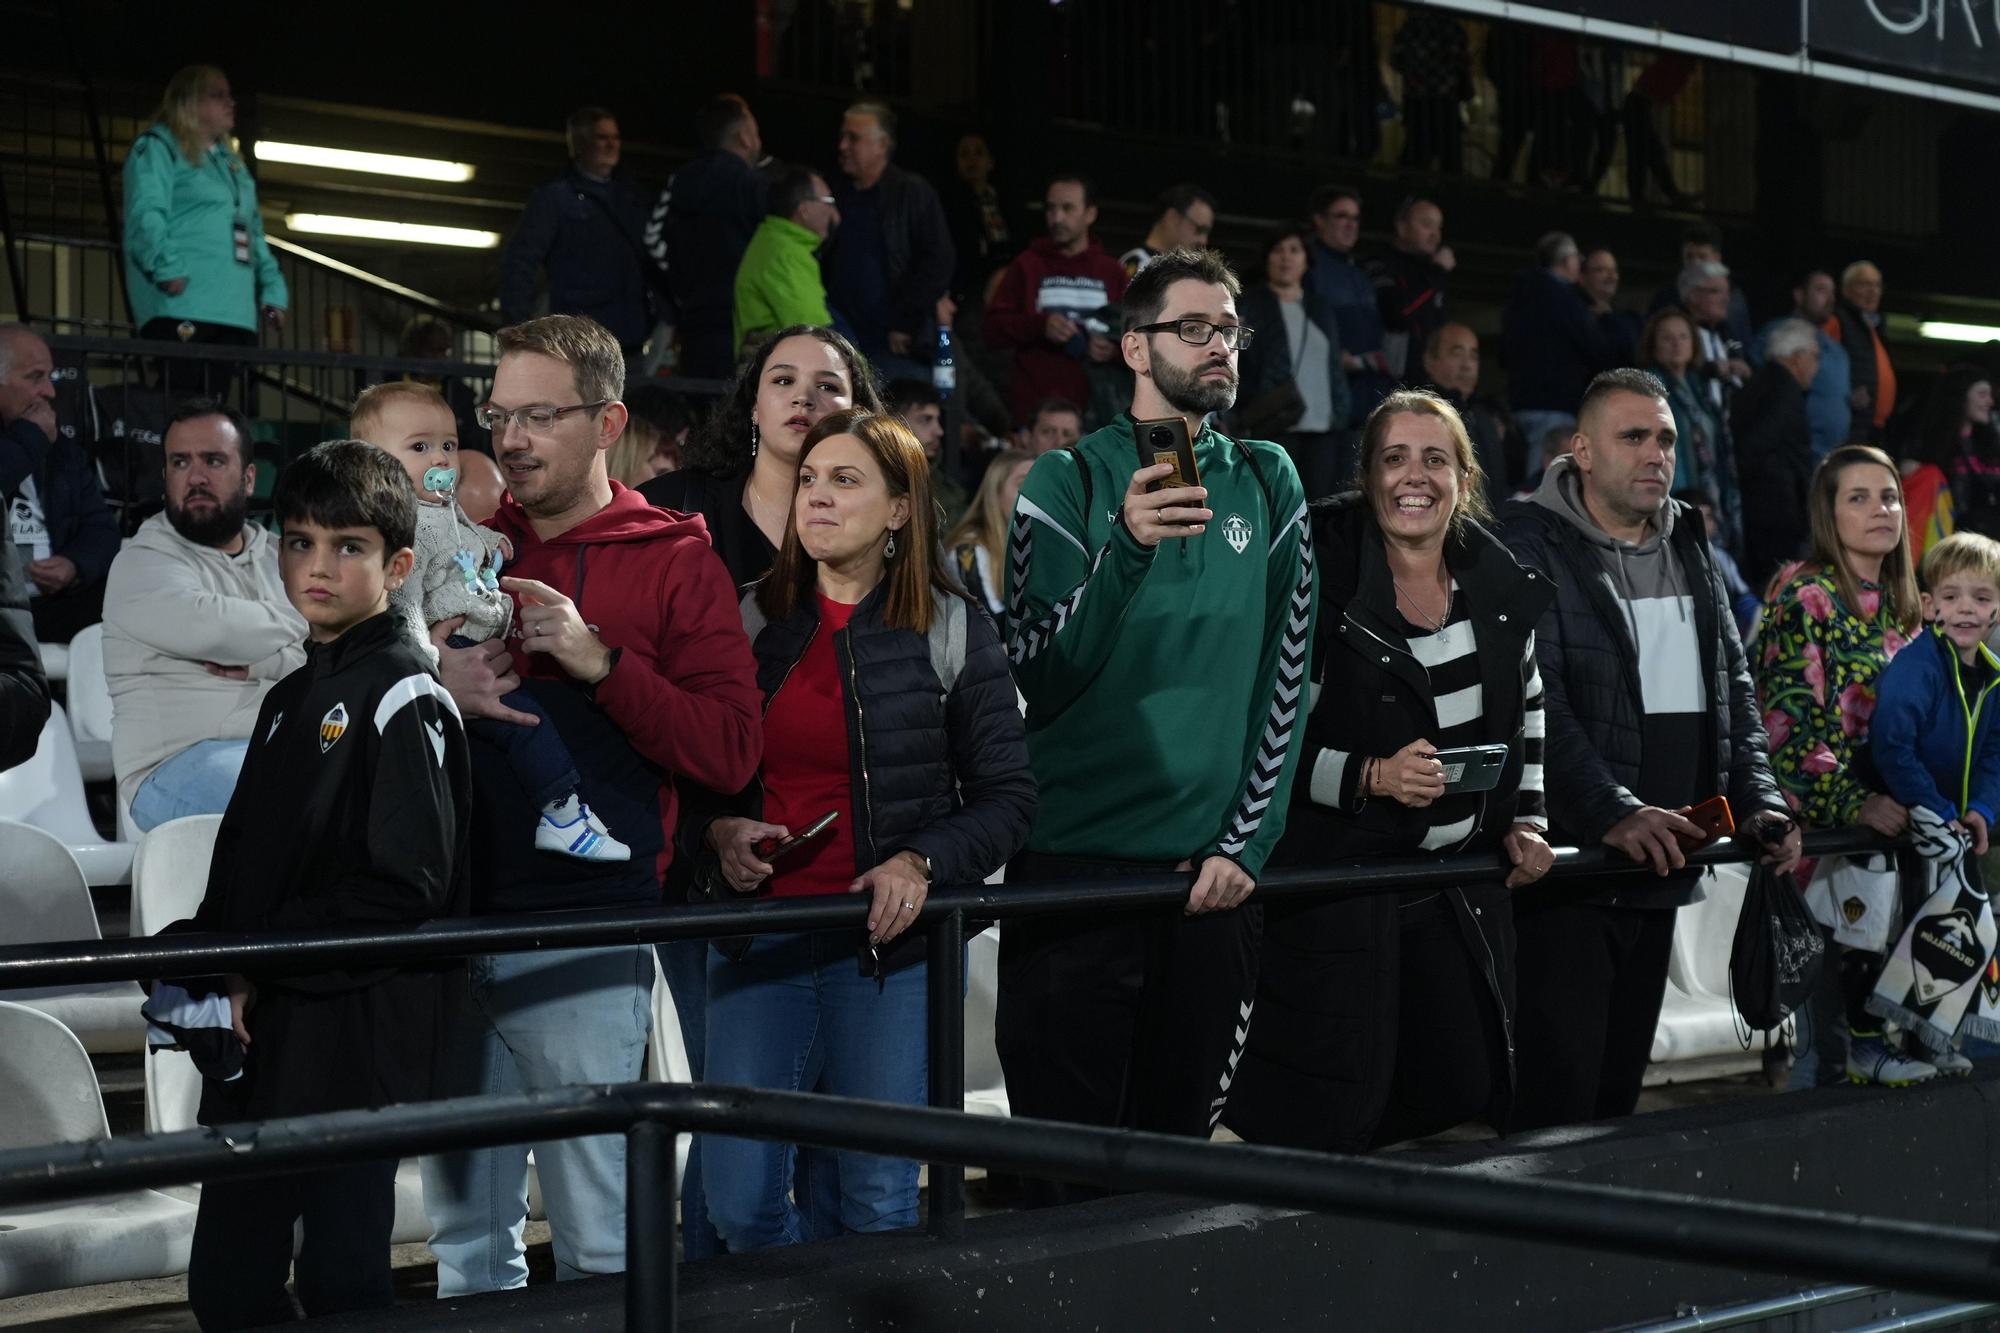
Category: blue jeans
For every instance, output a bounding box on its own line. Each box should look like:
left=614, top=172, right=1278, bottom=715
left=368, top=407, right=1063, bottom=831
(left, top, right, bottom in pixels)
left=130, top=739, right=250, bottom=831
left=654, top=939, right=720, bottom=1260
left=420, top=945, right=653, bottom=1294
left=701, top=932, right=929, bottom=1252
left=447, top=634, right=578, bottom=809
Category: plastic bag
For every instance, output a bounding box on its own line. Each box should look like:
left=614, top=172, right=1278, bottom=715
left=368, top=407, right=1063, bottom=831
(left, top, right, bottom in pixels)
left=1731, top=864, right=1829, bottom=1031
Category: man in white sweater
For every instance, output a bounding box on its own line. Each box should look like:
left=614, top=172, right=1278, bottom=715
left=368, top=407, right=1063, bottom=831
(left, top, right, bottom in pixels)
left=104, top=400, right=305, bottom=829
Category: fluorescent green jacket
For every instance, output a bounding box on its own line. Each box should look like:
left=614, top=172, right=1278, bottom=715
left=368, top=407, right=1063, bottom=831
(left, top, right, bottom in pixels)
left=122, top=125, right=287, bottom=332
left=734, top=216, right=832, bottom=353
left=1004, top=415, right=1317, bottom=877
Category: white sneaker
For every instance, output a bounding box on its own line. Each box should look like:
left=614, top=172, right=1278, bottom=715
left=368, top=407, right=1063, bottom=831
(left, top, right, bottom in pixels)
left=1924, top=1045, right=1975, bottom=1078
left=535, top=797, right=630, bottom=862
left=1846, top=1038, right=1940, bottom=1087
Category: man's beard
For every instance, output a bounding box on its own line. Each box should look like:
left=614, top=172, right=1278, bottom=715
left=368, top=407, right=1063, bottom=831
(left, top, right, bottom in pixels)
left=165, top=486, right=248, bottom=548
left=1153, top=356, right=1238, bottom=416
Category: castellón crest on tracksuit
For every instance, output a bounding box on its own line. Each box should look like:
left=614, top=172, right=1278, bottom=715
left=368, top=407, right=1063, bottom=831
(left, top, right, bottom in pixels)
left=1223, top=512, right=1252, bottom=554
left=319, top=702, right=349, bottom=753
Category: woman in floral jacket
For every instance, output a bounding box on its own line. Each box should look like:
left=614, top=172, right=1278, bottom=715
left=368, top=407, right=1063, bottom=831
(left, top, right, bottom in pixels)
left=1754, top=444, right=1921, bottom=1085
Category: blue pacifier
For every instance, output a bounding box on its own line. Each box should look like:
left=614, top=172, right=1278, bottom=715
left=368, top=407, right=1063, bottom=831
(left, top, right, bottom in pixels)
left=422, top=465, right=458, bottom=499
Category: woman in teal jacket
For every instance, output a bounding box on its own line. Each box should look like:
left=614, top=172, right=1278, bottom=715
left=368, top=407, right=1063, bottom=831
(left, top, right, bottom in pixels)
left=122, top=66, right=287, bottom=392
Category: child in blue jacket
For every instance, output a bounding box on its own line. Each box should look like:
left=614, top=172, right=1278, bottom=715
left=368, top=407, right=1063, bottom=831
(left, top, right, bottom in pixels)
left=1860, top=532, right=2000, bottom=1081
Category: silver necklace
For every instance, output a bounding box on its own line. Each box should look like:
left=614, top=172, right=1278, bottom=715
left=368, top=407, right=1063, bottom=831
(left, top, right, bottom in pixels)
left=1393, top=576, right=1453, bottom=639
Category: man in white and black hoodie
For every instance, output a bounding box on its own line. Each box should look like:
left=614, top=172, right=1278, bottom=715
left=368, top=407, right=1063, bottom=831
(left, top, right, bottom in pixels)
left=1499, top=369, right=1801, bottom=1132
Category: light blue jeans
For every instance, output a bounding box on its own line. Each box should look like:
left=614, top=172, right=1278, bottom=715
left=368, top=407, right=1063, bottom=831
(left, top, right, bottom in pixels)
left=421, top=945, right=653, bottom=1295
left=701, top=932, right=929, bottom=1252
left=129, top=739, right=249, bottom=831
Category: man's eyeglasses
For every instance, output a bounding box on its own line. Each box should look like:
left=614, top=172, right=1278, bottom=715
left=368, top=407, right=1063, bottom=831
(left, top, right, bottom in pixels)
left=475, top=401, right=609, bottom=434
left=1130, top=319, right=1255, bottom=351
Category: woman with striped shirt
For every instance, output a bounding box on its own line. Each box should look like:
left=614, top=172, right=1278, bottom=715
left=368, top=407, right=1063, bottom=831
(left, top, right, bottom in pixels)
left=1227, top=390, right=1555, bottom=1153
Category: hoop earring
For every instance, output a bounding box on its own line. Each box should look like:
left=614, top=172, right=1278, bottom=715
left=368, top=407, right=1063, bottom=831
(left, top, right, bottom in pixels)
left=749, top=422, right=760, bottom=462
left=885, top=531, right=898, bottom=558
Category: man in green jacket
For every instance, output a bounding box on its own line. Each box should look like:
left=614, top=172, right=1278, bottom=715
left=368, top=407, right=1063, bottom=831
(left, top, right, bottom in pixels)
left=733, top=165, right=839, bottom=354
left=997, top=249, right=1317, bottom=1196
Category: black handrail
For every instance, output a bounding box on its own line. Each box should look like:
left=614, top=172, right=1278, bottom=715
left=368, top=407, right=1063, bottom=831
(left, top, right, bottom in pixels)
left=0, top=828, right=1891, bottom=990
left=3, top=1080, right=1998, bottom=1331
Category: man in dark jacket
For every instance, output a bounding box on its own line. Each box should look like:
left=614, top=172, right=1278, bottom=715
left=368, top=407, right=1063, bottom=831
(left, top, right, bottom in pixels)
left=1733, top=319, right=1819, bottom=589
left=1367, top=196, right=1453, bottom=383
left=1500, top=368, right=1799, bottom=1132
left=0, top=325, right=119, bottom=643
left=1503, top=232, right=1621, bottom=451
left=821, top=100, right=955, bottom=381
left=1305, top=184, right=1391, bottom=423
left=0, top=533, right=48, bottom=770
left=648, top=94, right=766, bottom=379
left=1826, top=260, right=1895, bottom=444
left=501, top=107, right=654, bottom=355
left=985, top=173, right=1127, bottom=428
left=1417, top=322, right=1513, bottom=507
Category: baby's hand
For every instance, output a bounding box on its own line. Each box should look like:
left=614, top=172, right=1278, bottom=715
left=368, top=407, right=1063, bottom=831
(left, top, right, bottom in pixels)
left=495, top=534, right=514, bottom=563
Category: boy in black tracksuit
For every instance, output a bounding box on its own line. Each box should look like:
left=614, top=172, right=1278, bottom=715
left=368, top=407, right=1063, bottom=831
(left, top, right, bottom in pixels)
left=175, top=442, right=470, bottom=1331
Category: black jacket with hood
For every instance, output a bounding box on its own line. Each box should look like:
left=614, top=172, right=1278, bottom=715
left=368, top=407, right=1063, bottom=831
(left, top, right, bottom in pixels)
left=180, top=612, right=471, bottom=1122
left=1730, top=359, right=1814, bottom=590
left=1227, top=493, right=1549, bottom=1152
left=1499, top=458, right=1787, bottom=908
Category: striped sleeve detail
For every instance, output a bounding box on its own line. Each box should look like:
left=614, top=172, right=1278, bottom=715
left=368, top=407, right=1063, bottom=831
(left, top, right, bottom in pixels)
left=1219, top=505, right=1314, bottom=857
left=373, top=672, right=462, bottom=734
left=1517, top=632, right=1547, bottom=828
left=1006, top=507, right=1106, bottom=667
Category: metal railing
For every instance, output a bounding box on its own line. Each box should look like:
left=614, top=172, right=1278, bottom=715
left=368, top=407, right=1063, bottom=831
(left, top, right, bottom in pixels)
left=0, top=827, right=1905, bottom=1299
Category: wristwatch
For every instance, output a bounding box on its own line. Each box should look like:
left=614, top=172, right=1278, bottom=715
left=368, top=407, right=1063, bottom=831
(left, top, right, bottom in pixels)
left=904, top=850, right=933, bottom=881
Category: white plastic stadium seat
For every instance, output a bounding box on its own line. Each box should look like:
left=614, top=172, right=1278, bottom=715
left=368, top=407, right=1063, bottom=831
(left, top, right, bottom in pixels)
left=964, top=925, right=1010, bottom=1117
left=0, top=1001, right=197, bottom=1297
left=0, top=704, right=134, bottom=885
left=63, top=623, right=114, bottom=782
left=0, top=819, right=145, bottom=1053
left=1651, top=864, right=1756, bottom=1066
left=36, top=639, right=67, bottom=684
left=131, top=815, right=222, bottom=1138
left=646, top=951, right=693, bottom=1190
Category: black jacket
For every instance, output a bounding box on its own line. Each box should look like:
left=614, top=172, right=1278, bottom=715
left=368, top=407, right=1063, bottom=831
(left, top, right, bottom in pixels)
left=1229, top=495, right=1548, bottom=1151
left=821, top=162, right=957, bottom=342
left=639, top=468, right=774, bottom=591
left=501, top=167, right=656, bottom=350
left=182, top=612, right=471, bottom=1121
left=1235, top=285, right=1352, bottom=436
left=688, top=584, right=1035, bottom=964
left=1501, top=269, right=1620, bottom=415
left=1731, top=360, right=1814, bottom=590
left=1498, top=493, right=1787, bottom=905
left=1827, top=298, right=1886, bottom=444
left=0, top=418, right=119, bottom=585
left=653, top=150, right=766, bottom=343
left=0, top=535, right=49, bottom=771
left=1367, top=247, right=1449, bottom=377
left=1414, top=380, right=1514, bottom=507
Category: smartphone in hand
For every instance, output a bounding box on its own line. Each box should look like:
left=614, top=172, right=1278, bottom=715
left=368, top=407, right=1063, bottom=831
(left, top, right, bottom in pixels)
left=758, top=810, right=839, bottom=863
left=1677, top=795, right=1735, bottom=850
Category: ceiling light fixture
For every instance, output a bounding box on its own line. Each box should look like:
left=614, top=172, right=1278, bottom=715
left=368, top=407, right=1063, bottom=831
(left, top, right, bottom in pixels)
left=1918, top=321, right=2000, bottom=344
left=254, top=141, right=475, bottom=183
left=283, top=213, right=500, bottom=249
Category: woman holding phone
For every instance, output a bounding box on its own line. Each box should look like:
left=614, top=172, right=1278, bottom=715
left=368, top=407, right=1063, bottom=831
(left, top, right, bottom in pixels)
left=691, top=408, right=1034, bottom=1251
left=1227, top=389, right=1554, bottom=1153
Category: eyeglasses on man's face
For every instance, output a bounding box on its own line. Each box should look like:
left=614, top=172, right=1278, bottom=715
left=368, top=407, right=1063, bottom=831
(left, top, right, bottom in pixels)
left=1131, top=318, right=1254, bottom=351
left=475, top=401, right=609, bottom=435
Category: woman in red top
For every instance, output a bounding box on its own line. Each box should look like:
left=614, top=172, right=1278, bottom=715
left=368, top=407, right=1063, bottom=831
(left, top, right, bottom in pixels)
left=696, top=409, right=1035, bottom=1252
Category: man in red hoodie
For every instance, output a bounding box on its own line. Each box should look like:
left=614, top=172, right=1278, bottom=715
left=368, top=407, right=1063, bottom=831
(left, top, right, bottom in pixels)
left=423, top=314, right=762, bottom=1295
left=985, top=172, right=1128, bottom=428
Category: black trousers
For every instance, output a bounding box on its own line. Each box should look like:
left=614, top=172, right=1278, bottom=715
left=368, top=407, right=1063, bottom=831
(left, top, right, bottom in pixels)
left=187, top=1157, right=399, bottom=1331
left=1281, top=428, right=1355, bottom=503
left=139, top=317, right=256, bottom=404
left=995, top=851, right=1261, bottom=1205
left=1372, top=891, right=1509, bottom=1148
left=1508, top=896, right=1676, bottom=1132
left=29, top=577, right=105, bottom=644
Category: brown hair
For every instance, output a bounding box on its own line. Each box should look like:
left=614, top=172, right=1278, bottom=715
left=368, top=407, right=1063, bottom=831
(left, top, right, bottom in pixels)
left=758, top=408, right=957, bottom=633
left=1638, top=307, right=1707, bottom=376
left=1921, top=532, right=2000, bottom=593
left=350, top=380, right=452, bottom=444
left=495, top=315, right=625, bottom=406
left=1800, top=444, right=1920, bottom=632
left=1356, top=389, right=1490, bottom=533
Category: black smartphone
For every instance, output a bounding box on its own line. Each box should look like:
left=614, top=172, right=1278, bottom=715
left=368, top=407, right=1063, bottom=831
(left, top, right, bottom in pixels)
left=760, top=810, right=838, bottom=863
left=1434, top=744, right=1509, bottom=795
left=1132, top=415, right=1201, bottom=493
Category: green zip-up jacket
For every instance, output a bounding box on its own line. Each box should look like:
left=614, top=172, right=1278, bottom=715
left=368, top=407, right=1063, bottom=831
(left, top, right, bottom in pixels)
left=734, top=215, right=833, bottom=353
left=122, top=125, right=288, bottom=333
left=1004, top=414, right=1316, bottom=877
